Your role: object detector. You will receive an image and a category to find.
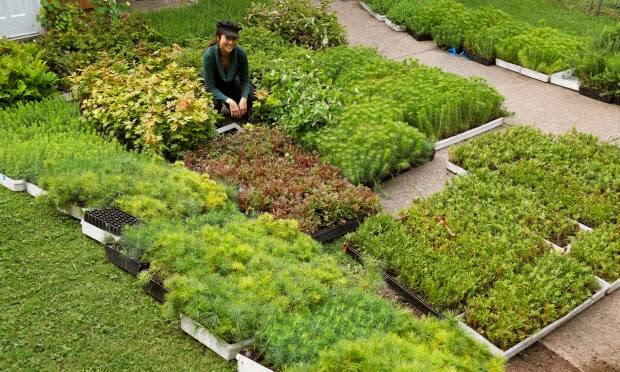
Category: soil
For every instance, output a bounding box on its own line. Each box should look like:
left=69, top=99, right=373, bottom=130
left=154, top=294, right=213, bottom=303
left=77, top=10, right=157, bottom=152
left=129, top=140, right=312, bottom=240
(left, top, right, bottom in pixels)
left=506, top=343, right=578, bottom=372
left=378, top=286, right=424, bottom=317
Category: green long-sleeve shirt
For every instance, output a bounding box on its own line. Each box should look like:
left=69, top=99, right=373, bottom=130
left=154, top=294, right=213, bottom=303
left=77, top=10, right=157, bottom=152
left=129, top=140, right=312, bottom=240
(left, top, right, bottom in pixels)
left=202, top=44, right=251, bottom=101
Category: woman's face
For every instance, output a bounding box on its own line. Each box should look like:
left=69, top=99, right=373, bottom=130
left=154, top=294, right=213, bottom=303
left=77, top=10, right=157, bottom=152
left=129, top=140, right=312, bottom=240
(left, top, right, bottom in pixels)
left=218, top=34, right=238, bottom=54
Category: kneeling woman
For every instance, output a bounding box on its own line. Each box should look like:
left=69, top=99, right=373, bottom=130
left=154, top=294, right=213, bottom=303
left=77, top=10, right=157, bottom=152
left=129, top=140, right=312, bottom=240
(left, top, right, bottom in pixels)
left=203, top=20, right=254, bottom=120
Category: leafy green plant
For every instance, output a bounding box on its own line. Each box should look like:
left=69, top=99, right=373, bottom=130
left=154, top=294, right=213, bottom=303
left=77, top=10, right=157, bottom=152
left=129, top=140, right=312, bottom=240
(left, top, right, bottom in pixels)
left=465, top=252, right=596, bottom=350
left=569, top=224, right=620, bottom=283
left=245, top=0, right=346, bottom=50
left=91, top=0, right=131, bottom=19
left=71, top=46, right=219, bottom=159
left=38, top=0, right=85, bottom=32
left=464, top=18, right=531, bottom=60
left=0, top=38, right=58, bottom=106
left=183, top=125, right=380, bottom=234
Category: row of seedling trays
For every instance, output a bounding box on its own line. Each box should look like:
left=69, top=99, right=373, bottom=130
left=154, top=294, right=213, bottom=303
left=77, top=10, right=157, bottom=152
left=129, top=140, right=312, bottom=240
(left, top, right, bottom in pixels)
left=357, top=2, right=619, bottom=106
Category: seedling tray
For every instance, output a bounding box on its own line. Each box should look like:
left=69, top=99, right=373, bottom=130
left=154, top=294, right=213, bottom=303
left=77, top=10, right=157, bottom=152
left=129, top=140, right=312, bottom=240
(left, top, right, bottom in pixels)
left=25, top=182, right=47, bottom=197
left=613, top=95, right=620, bottom=106
left=550, top=69, right=580, bottom=91
left=216, top=123, right=243, bottom=135
left=495, top=59, right=522, bottom=74
left=236, top=353, right=274, bottom=372
left=180, top=314, right=254, bottom=361
left=143, top=278, right=167, bottom=303
left=457, top=276, right=609, bottom=360
left=605, top=278, right=619, bottom=294
left=434, top=117, right=505, bottom=150
left=81, top=220, right=121, bottom=244
left=520, top=67, right=550, bottom=83
left=464, top=49, right=494, bottom=66
left=407, top=29, right=432, bottom=41
left=385, top=18, right=406, bottom=32
left=84, top=208, right=140, bottom=236
left=312, top=220, right=361, bottom=243
left=57, top=204, right=88, bottom=220
left=103, top=243, right=148, bottom=276
left=344, top=245, right=443, bottom=317
left=0, top=171, right=25, bottom=192
left=578, top=86, right=614, bottom=103
left=446, top=160, right=468, bottom=176
left=375, top=148, right=436, bottom=185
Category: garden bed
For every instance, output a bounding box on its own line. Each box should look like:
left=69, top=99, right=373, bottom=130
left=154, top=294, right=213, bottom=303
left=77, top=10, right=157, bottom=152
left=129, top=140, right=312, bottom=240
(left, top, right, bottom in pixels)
left=103, top=243, right=148, bottom=276
left=434, top=117, right=505, bottom=150
left=0, top=172, right=25, bottom=192
left=457, top=277, right=609, bottom=359
left=180, top=314, right=254, bottom=361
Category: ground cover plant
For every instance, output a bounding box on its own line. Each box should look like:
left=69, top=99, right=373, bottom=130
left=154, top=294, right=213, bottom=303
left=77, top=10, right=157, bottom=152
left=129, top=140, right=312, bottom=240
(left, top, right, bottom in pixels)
left=569, top=224, right=620, bottom=283
left=463, top=19, right=531, bottom=60
left=347, top=167, right=598, bottom=349
left=183, top=126, right=380, bottom=234
left=0, top=97, right=230, bottom=220
left=0, top=188, right=232, bottom=370
left=71, top=46, right=219, bottom=159
left=573, top=24, right=620, bottom=96
left=0, top=38, right=58, bottom=107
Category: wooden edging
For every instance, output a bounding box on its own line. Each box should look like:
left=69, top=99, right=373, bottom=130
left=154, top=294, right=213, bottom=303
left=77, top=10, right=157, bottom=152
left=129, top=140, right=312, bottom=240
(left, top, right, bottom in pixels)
left=434, top=117, right=505, bottom=151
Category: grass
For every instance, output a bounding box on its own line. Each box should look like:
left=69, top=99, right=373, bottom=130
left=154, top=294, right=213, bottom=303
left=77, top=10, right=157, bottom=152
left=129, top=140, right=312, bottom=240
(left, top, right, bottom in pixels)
left=457, top=0, right=620, bottom=38
left=0, top=188, right=232, bottom=370
left=137, top=0, right=268, bottom=45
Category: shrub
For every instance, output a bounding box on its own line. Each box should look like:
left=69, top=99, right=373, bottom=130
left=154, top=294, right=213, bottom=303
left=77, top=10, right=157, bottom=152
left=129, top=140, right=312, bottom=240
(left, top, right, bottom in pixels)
left=71, top=46, right=219, bottom=159
left=183, top=126, right=380, bottom=234
left=245, top=0, right=346, bottom=50
left=0, top=39, right=58, bottom=107
left=570, top=224, right=620, bottom=283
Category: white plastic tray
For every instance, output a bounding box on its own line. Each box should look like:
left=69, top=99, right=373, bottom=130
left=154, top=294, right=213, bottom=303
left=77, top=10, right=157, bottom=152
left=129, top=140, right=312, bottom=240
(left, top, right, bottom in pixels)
left=385, top=18, right=406, bottom=32
left=496, top=59, right=522, bottom=73
left=57, top=204, right=87, bottom=220
left=25, top=182, right=47, bottom=197
left=236, top=354, right=274, bottom=372
left=606, top=278, right=619, bottom=294
left=81, top=220, right=120, bottom=244
left=217, top=123, right=243, bottom=135
left=550, top=69, right=580, bottom=91
left=434, top=117, right=505, bottom=150
left=0, top=172, right=25, bottom=192
left=446, top=161, right=468, bottom=176
left=458, top=276, right=609, bottom=359
left=180, top=314, right=254, bottom=361
left=520, top=67, right=550, bottom=83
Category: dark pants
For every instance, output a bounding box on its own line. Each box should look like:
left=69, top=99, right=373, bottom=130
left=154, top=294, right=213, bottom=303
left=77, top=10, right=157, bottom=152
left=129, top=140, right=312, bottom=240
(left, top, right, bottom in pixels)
left=213, top=77, right=256, bottom=119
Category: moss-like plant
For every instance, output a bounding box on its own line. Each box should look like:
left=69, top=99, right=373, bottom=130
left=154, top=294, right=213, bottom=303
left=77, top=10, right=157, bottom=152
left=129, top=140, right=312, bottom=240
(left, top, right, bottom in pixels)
left=570, top=224, right=620, bottom=283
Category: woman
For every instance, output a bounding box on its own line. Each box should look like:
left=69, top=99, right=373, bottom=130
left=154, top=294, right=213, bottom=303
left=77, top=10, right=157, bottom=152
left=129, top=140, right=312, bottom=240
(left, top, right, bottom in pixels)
left=203, top=20, right=254, bottom=120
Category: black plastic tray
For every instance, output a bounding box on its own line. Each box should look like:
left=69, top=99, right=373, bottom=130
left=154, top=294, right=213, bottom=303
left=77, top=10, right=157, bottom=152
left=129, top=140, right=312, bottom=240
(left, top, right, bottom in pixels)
left=344, top=245, right=443, bottom=317
left=464, top=49, right=495, bottom=66
left=613, top=94, right=620, bottom=106
left=407, top=29, right=432, bottom=41
left=579, top=86, right=614, bottom=104
left=84, top=208, right=140, bottom=236
left=143, top=278, right=167, bottom=303
left=104, top=243, right=148, bottom=276
left=312, top=220, right=361, bottom=243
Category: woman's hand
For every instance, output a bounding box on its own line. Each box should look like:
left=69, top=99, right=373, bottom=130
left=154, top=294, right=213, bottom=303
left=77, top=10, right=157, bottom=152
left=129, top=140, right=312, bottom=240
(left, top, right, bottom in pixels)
left=239, top=97, right=248, bottom=117
left=227, top=98, right=241, bottom=118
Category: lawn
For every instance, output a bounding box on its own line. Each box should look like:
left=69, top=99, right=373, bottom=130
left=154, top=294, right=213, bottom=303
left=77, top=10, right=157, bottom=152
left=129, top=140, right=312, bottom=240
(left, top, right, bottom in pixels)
left=0, top=188, right=231, bottom=370
left=457, top=0, right=620, bottom=38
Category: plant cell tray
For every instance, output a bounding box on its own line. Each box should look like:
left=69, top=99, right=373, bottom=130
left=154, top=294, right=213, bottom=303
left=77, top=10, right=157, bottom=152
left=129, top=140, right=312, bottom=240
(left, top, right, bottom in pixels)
left=457, top=276, right=609, bottom=360
left=495, top=59, right=522, bottom=73
left=463, top=49, right=495, bottom=66
left=180, top=314, right=254, bottom=361
left=446, top=161, right=468, bottom=176
left=143, top=278, right=167, bottom=303
left=613, top=94, right=620, bottom=106
left=550, top=69, right=580, bottom=91
left=216, top=123, right=243, bottom=135
left=103, top=243, right=148, bottom=276
left=0, top=172, right=25, bottom=192
left=84, top=208, right=140, bottom=236
left=236, top=353, right=273, bottom=372
left=374, top=148, right=436, bottom=185
left=434, top=117, right=505, bottom=150
left=344, top=245, right=443, bottom=317
left=312, top=220, right=361, bottom=243
left=407, top=29, right=432, bottom=41
left=578, top=86, right=614, bottom=103
left=605, top=278, right=619, bottom=294
left=57, top=204, right=88, bottom=220
left=81, top=220, right=121, bottom=244
left=385, top=18, right=406, bottom=32
left=25, top=182, right=47, bottom=197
